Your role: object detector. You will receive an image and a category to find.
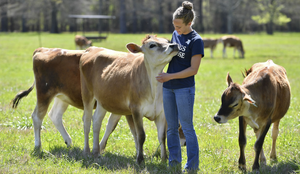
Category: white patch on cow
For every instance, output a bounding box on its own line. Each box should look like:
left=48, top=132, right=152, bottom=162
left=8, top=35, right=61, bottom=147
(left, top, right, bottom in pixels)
left=61, top=49, right=67, bottom=55
left=244, top=116, right=259, bottom=129
left=55, top=93, right=73, bottom=105
left=266, top=60, right=275, bottom=69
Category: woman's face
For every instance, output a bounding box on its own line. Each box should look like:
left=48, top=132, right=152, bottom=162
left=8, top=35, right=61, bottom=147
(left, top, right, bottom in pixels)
left=173, top=19, right=192, bottom=35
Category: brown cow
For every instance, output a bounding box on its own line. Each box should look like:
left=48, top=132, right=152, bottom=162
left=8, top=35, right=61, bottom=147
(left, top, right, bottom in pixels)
left=11, top=48, right=136, bottom=152
left=79, top=35, right=179, bottom=164
left=75, top=35, right=92, bottom=50
left=213, top=60, right=291, bottom=171
left=202, top=38, right=221, bottom=58
left=221, top=35, right=245, bottom=58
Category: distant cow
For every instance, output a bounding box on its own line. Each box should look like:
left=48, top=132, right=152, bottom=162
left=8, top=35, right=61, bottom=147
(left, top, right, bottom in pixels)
left=213, top=60, right=290, bottom=171
left=75, top=35, right=92, bottom=50
left=11, top=48, right=136, bottom=153
left=79, top=35, right=179, bottom=164
left=202, top=38, right=221, bottom=58
left=221, top=35, right=245, bottom=58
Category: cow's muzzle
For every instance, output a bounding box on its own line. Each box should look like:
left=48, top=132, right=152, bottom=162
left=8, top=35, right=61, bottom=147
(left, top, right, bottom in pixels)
left=213, top=115, right=228, bottom=124
left=169, top=44, right=179, bottom=51
left=214, top=116, right=221, bottom=123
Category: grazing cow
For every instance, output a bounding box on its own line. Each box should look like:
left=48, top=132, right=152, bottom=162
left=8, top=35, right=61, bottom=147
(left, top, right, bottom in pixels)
left=202, top=38, right=221, bottom=58
left=213, top=60, right=291, bottom=171
left=75, top=35, right=92, bottom=50
left=221, top=35, right=245, bottom=58
left=79, top=35, right=179, bottom=164
left=11, top=48, right=135, bottom=152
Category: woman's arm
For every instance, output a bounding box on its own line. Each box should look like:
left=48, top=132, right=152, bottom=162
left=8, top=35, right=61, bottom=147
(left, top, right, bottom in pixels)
left=156, top=54, right=202, bottom=83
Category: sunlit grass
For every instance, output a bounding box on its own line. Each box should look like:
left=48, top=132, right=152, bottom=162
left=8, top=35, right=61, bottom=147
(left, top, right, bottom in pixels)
left=0, top=32, right=299, bottom=173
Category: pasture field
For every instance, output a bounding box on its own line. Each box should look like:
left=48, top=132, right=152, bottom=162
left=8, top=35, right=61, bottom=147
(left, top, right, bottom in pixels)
left=0, top=32, right=299, bottom=173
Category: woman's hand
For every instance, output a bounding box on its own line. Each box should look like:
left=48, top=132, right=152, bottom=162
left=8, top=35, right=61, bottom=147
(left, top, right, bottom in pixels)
left=156, top=72, right=171, bottom=83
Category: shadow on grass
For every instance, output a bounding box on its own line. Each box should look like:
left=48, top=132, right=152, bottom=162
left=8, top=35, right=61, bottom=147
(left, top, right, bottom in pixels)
left=245, top=160, right=300, bottom=174
left=31, top=145, right=171, bottom=173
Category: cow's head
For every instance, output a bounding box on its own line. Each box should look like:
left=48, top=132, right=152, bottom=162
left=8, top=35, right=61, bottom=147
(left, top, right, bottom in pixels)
left=240, top=49, right=245, bottom=58
left=126, top=35, right=179, bottom=68
left=87, top=40, right=92, bottom=47
left=214, top=73, right=257, bottom=124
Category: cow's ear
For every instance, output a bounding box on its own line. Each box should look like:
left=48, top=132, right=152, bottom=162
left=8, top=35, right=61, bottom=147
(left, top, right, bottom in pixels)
left=243, top=94, right=258, bottom=107
left=126, top=43, right=142, bottom=53
left=226, top=72, right=233, bottom=87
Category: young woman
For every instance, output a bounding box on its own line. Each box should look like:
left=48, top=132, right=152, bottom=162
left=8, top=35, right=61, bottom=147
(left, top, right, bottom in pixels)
left=156, top=1, right=204, bottom=172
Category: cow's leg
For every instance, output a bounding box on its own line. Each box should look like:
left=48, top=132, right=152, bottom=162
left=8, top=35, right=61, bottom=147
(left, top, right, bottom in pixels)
left=48, top=97, right=71, bottom=147
left=223, top=46, right=226, bottom=58
left=255, top=130, right=266, bottom=165
left=125, top=115, right=138, bottom=153
left=233, top=48, right=236, bottom=57
left=32, top=100, right=51, bottom=149
left=210, top=48, right=213, bottom=58
left=252, top=120, right=272, bottom=170
left=81, top=88, right=95, bottom=155
left=270, top=120, right=280, bottom=161
left=82, top=100, right=94, bottom=155
left=91, top=102, right=106, bottom=156
left=238, top=116, right=247, bottom=171
left=132, top=110, right=145, bottom=164
left=99, top=113, right=122, bottom=153
left=154, top=113, right=167, bottom=161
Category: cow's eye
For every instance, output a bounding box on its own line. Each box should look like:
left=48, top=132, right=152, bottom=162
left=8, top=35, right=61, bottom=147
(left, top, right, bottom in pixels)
left=232, top=103, right=238, bottom=107
left=150, top=44, right=156, bottom=48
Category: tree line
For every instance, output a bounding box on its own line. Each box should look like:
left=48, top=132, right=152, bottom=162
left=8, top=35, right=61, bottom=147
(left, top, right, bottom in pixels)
left=1, top=0, right=300, bottom=35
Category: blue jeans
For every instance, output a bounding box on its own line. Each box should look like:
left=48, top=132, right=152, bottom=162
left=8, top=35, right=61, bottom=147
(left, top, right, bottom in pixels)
left=163, top=86, right=199, bottom=170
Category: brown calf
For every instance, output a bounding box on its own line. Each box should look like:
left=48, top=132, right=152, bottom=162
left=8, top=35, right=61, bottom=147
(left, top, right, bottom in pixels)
left=202, top=38, right=221, bottom=58
left=213, top=60, right=290, bottom=171
left=75, top=35, right=92, bottom=50
left=11, top=48, right=135, bottom=153
left=221, top=35, right=245, bottom=58
left=79, top=35, right=179, bottom=164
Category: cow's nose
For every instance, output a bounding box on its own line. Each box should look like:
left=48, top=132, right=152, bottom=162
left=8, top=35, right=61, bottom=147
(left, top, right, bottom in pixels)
left=214, top=116, right=221, bottom=123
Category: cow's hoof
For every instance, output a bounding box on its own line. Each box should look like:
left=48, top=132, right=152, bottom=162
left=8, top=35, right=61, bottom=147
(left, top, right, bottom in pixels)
left=136, top=155, right=144, bottom=165
left=252, top=164, right=260, bottom=171
left=83, top=147, right=91, bottom=156
left=32, top=146, right=42, bottom=157
left=92, top=149, right=100, bottom=157
left=65, top=139, right=72, bottom=147
left=238, top=164, right=246, bottom=172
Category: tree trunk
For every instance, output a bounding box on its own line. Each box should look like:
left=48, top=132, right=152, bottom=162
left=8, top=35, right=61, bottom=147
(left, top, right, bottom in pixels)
left=22, top=16, right=27, bottom=32
left=50, top=2, right=59, bottom=33
left=132, top=0, right=138, bottom=33
left=266, top=22, right=273, bottom=35
left=1, top=5, right=8, bottom=32
left=227, top=11, right=233, bottom=34
left=198, top=0, right=204, bottom=32
left=119, top=0, right=127, bottom=33
left=158, top=0, right=164, bottom=33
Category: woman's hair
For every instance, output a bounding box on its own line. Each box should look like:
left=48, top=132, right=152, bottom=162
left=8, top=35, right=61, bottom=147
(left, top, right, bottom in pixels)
left=173, top=1, right=195, bottom=25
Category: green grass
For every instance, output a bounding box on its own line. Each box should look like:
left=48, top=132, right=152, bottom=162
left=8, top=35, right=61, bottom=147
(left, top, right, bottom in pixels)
left=0, top=32, right=300, bottom=173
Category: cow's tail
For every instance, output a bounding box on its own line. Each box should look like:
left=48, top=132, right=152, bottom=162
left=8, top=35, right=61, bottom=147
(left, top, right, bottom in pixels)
left=11, top=80, right=35, bottom=109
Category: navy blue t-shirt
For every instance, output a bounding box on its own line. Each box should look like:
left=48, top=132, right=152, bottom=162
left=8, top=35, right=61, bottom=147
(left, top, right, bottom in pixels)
left=163, top=30, right=204, bottom=89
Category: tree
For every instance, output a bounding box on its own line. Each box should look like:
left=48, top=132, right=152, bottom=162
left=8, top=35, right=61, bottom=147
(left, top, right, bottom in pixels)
left=1, top=0, right=8, bottom=32
left=219, top=0, right=243, bottom=34
left=252, top=0, right=291, bottom=35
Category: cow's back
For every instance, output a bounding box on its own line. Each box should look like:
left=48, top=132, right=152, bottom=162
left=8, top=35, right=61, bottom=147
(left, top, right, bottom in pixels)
left=80, top=47, right=150, bottom=115
left=33, top=48, right=85, bottom=108
left=243, top=60, right=290, bottom=123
